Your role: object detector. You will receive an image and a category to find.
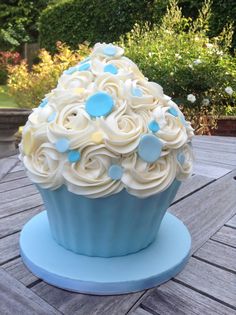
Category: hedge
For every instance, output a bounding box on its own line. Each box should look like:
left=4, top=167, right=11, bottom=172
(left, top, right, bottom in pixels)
left=39, top=0, right=155, bottom=52
left=39, top=0, right=236, bottom=53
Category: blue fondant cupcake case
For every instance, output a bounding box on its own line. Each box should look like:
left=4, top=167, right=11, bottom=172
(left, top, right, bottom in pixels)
left=38, top=180, right=180, bottom=257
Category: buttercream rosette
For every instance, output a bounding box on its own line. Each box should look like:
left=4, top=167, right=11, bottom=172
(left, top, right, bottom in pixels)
left=20, top=43, right=194, bottom=198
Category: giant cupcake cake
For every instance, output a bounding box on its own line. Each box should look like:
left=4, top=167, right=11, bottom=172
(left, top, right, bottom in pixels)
left=19, top=43, right=194, bottom=294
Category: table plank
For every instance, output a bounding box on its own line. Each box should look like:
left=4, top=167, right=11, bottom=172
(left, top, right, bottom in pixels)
left=226, top=214, right=236, bottom=228
left=194, top=239, right=236, bottom=273
left=2, top=257, right=38, bottom=287
left=174, top=175, right=214, bottom=202
left=140, top=280, right=236, bottom=315
left=9, top=162, right=25, bottom=173
left=193, top=162, right=231, bottom=179
left=175, top=257, right=236, bottom=309
left=0, top=194, right=43, bottom=219
left=131, top=308, right=152, bottom=315
left=169, top=171, right=236, bottom=253
left=1, top=170, right=27, bottom=183
left=0, top=177, right=32, bottom=193
left=0, top=155, right=18, bottom=181
left=0, top=233, right=19, bottom=265
left=211, top=226, right=236, bottom=248
left=0, top=268, right=60, bottom=315
left=0, top=207, right=42, bottom=238
left=0, top=185, right=38, bottom=204
left=32, top=282, right=145, bottom=315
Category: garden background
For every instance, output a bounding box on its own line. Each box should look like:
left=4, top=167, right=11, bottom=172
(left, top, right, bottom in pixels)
left=0, top=0, right=236, bottom=138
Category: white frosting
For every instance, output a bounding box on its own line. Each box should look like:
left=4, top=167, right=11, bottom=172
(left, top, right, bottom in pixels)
left=20, top=43, right=194, bottom=198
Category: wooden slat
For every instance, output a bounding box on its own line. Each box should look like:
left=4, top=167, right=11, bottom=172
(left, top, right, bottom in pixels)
left=226, top=215, right=236, bottom=228
left=9, top=162, right=25, bottom=173
left=174, top=175, right=214, bottom=202
left=194, top=239, right=236, bottom=272
left=194, top=149, right=236, bottom=167
left=211, top=226, right=236, bottom=248
left=0, top=194, right=43, bottom=219
left=32, top=281, right=145, bottom=315
left=141, top=279, right=236, bottom=315
left=0, top=233, right=19, bottom=265
left=0, top=185, right=38, bottom=204
left=131, top=308, right=152, bottom=315
left=175, top=258, right=236, bottom=309
left=0, top=177, right=32, bottom=193
left=1, top=170, right=27, bottom=183
left=193, top=135, right=236, bottom=145
left=193, top=162, right=231, bottom=179
left=193, top=137, right=236, bottom=154
left=0, top=268, right=59, bottom=315
left=0, top=207, right=42, bottom=238
left=169, top=170, right=236, bottom=253
left=2, top=257, right=38, bottom=287
left=0, top=156, right=18, bottom=181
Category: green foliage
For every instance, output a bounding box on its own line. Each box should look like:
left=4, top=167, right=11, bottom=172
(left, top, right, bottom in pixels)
left=119, top=0, right=236, bottom=134
left=0, top=0, right=50, bottom=50
left=39, top=0, right=155, bottom=52
left=7, top=42, right=90, bottom=109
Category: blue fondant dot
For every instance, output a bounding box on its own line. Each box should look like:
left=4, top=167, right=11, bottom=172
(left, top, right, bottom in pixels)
left=39, top=99, right=48, bottom=108
left=103, top=45, right=117, bottom=56
left=177, top=152, right=185, bottom=165
left=104, top=64, right=118, bottom=74
left=148, top=120, right=160, bottom=133
left=108, top=165, right=123, bottom=180
left=168, top=107, right=179, bottom=117
left=78, top=63, right=90, bottom=71
left=68, top=150, right=81, bottom=163
left=47, top=112, right=56, bottom=122
left=138, top=134, right=163, bottom=163
left=85, top=92, right=114, bottom=117
left=64, top=67, right=77, bottom=75
left=55, top=138, right=70, bottom=153
left=132, top=87, right=143, bottom=97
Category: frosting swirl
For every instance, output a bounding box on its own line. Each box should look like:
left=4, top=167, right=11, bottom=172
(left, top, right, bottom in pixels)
left=20, top=43, right=194, bottom=198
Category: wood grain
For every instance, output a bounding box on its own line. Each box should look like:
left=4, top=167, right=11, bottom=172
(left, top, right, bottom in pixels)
left=0, top=233, right=19, bottom=265
left=1, top=170, right=26, bottom=183
left=0, top=207, right=42, bottom=238
left=131, top=308, right=152, bottom=315
left=211, top=226, right=236, bottom=248
left=2, top=257, right=38, bottom=287
left=141, top=280, right=236, bottom=315
left=175, top=257, right=236, bottom=308
left=0, top=268, right=59, bottom=315
left=168, top=170, right=236, bottom=253
left=0, top=194, right=43, bottom=219
left=226, top=214, right=236, bottom=228
left=0, top=155, right=18, bottom=181
left=194, top=239, right=236, bottom=272
left=0, top=177, right=32, bottom=193
left=0, top=185, right=38, bottom=204
left=32, top=281, right=144, bottom=315
left=174, top=175, right=214, bottom=202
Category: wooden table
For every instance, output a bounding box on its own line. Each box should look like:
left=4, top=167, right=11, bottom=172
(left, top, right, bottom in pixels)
left=0, top=135, right=235, bottom=315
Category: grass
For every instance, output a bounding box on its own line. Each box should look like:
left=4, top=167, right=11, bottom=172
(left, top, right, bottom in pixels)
left=0, top=85, right=19, bottom=108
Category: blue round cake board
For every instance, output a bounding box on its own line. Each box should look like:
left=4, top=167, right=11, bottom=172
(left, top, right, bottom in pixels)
left=20, top=211, right=191, bottom=295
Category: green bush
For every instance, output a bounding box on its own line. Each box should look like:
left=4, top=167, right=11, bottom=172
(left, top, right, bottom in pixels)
left=119, top=1, right=236, bottom=134
left=39, top=0, right=154, bottom=52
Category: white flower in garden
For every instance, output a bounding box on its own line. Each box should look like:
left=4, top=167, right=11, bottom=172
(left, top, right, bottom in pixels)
left=187, top=94, right=196, bottom=103
left=225, top=86, right=233, bottom=96
left=206, top=43, right=213, bottom=49
left=202, top=98, right=210, bottom=106
left=193, top=59, right=201, bottom=65
left=175, top=53, right=182, bottom=60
